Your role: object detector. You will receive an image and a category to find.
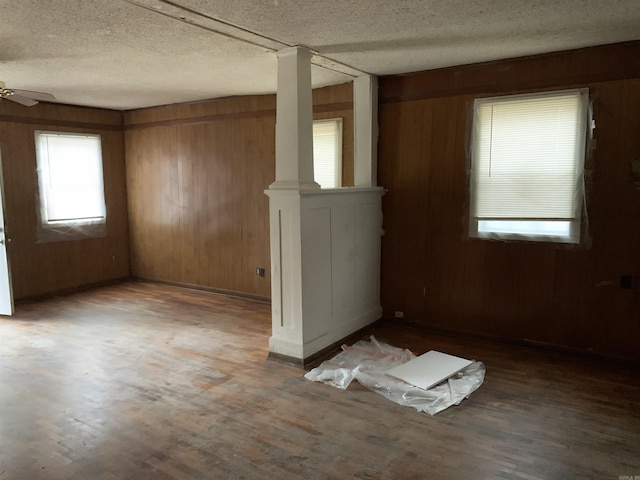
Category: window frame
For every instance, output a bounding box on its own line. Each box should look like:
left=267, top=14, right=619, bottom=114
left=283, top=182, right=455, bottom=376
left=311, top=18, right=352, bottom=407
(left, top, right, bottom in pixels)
left=468, top=88, right=590, bottom=245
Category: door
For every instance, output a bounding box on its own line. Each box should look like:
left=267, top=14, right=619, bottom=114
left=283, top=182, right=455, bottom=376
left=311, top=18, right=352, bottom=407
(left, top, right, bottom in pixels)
left=0, top=147, right=14, bottom=316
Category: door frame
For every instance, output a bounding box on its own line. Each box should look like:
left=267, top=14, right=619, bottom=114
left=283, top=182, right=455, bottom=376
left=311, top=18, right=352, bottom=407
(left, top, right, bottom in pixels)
left=0, top=146, right=14, bottom=316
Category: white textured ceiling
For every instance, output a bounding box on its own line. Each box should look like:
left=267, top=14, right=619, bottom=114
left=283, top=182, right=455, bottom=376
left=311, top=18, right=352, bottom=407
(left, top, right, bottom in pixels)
left=1, top=0, right=639, bottom=110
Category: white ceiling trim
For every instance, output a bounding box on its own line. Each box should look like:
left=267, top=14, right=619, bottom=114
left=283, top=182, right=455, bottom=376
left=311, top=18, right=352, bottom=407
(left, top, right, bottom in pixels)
left=122, top=0, right=367, bottom=78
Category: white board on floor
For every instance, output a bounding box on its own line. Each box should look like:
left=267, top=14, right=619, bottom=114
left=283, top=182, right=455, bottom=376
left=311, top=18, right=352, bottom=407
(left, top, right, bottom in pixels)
left=385, top=350, right=473, bottom=390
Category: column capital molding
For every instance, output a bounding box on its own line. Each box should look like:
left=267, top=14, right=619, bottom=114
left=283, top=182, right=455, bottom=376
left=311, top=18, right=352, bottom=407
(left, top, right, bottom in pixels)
left=267, top=180, right=320, bottom=191
left=276, top=45, right=314, bottom=60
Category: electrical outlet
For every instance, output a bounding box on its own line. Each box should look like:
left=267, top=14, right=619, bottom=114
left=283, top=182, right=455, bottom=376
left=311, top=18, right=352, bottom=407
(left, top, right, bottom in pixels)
left=394, top=311, right=404, bottom=319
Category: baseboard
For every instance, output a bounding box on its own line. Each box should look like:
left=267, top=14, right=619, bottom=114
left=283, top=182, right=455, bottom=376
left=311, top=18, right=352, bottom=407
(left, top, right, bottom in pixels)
left=14, top=277, right=130, bottom=304
left=267, top=351, right=305, bottom=368
left=133, top=277, right=271, bottom=304
left=380, top=317, right=640, bottom=367
left=267, top=319, right=381, bottom=369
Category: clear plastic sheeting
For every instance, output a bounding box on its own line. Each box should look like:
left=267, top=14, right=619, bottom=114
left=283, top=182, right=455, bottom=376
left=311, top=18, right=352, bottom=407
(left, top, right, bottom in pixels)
left=36, top=218, right=107, bottom=243
left=304, top=336, right=485, bottom=415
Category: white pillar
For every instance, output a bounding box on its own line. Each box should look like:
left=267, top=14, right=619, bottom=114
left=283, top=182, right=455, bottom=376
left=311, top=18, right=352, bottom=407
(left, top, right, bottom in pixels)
left=270, top=46, right=320, bottom=190
left=266, top=46, right=316, bottom=362
left=266, top=51, right=383, bottom=365
left=353, top=75, right=379, bottom=187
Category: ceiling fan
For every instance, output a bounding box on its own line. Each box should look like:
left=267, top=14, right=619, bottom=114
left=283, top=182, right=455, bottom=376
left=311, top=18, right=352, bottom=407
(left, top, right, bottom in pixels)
left=0, top=80, right=56, bottom=106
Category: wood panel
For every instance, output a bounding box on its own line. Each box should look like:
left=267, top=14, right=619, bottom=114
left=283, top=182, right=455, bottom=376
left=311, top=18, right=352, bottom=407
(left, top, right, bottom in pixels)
left=124, top=84, right=355, bottom=299
left=378, top=44, right=640, bottom=361
left=0, top=101, right=130, bottom=301
left=380, top=40, right=640, bottom=103
left=1, top=281, right=638, bottom=479
left=124, top=94, right=277, bottom=126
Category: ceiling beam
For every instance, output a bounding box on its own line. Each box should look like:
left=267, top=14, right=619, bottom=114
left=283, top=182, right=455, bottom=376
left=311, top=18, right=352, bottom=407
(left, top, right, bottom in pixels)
left=122, top=0, right=369, bottom=78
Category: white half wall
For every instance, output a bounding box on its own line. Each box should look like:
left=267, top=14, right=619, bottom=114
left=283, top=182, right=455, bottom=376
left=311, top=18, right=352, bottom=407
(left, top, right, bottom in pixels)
left=266, top=187, right=384, bottom=360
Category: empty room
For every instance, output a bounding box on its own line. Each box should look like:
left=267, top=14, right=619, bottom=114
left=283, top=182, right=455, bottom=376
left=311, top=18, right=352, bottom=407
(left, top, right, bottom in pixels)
left=0, top=1, right=639, bottom=479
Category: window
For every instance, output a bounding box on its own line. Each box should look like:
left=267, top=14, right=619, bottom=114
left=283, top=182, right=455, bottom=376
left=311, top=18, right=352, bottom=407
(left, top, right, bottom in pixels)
left=469, top=89, right=589, bottom=244
left=313, top=119, right=342, bottom=188
left=35, top=131, right=106, bottom=242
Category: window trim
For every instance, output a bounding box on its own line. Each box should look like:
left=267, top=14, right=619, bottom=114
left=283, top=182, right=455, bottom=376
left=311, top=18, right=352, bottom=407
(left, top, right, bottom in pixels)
left=467, top=88, right=590, bottom=245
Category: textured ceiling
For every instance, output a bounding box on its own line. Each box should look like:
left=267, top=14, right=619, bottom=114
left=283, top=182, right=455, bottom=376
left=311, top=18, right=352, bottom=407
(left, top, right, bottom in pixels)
left=1, top=0, right=639, bottom=110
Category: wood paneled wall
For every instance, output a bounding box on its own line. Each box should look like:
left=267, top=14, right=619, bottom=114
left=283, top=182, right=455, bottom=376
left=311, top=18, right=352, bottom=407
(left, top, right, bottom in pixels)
left=0, top=101, right=130, bottom=300
left=124, top=83, right=353, bottom=300
left=378, top=41, right=640, bottom=360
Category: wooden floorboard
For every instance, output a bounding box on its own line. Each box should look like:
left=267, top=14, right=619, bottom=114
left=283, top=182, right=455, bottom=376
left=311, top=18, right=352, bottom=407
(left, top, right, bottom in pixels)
left=1, top=281, right=638, bottom=479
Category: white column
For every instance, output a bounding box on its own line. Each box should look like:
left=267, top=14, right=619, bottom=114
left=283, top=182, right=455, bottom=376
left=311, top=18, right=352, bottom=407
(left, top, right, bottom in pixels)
left=353, top=75, right=379, bottom=187
left=266, top=46, right=316, bottom=362
left=266, top=52, right=383, bottom=365
left=270, top=46, right=320, bottom=190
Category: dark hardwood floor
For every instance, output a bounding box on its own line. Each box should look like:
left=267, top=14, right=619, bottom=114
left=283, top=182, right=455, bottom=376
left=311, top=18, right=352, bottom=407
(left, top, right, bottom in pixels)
left=0, top=281, right=638, bottom=480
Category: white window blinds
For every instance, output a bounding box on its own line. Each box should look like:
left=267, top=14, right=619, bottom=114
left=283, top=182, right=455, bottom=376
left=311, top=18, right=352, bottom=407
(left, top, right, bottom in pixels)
left=36, top=132, right=106, bottom=223
left=470, top=90, right=588, bottom=221
left=313, top=119, right=342, bottom=188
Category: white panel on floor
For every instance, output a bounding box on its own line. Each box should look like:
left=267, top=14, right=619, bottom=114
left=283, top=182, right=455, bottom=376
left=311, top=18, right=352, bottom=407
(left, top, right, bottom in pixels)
left=386, top=350, right=473, bottom=390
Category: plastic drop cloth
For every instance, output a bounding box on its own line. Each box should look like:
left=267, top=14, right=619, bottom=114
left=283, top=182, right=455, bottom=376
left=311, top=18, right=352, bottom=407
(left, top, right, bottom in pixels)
left=304, top=335, right=485, bottom=415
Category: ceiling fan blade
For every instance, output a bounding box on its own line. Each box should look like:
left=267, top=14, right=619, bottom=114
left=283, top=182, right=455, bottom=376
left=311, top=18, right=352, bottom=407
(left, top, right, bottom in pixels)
left=12, top=89, right=56, bottom=102
left=7, top=94, right=39, bottom=107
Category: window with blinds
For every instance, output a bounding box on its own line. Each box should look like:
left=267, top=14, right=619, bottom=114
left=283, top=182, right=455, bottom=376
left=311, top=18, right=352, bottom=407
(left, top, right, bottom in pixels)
left=35, top=131, right=106, bottom=224
left=469, top=89, right=589, bottom=243
left=313, top=119, right=342, bottom=188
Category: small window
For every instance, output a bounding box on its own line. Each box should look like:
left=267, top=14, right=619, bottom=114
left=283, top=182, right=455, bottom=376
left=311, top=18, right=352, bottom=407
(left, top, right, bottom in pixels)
left=469, top=89, right=589, bottom=244
left=313, top=119, right=342, bottom=188
left=35, top=131, right=106, bottom=242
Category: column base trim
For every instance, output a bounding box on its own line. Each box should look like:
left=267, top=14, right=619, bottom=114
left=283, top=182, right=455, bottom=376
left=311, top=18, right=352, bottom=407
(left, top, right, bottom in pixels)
left=267, top=318, right=381, bottom=369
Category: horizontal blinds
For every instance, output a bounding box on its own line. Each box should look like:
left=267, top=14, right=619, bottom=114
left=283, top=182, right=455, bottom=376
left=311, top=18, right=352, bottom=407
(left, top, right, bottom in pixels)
left=313, top=120, right=340, bottom=188
left=471, top=90, right=586, bottom=219
left=38, top=133, right=106, bottom=222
